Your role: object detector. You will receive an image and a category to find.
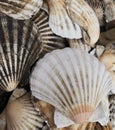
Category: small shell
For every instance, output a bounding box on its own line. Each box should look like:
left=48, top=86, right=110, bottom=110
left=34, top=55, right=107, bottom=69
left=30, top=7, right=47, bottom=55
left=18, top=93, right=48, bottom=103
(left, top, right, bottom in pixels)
left=99, top=43, right=115, bottom=93
left=0, top=0, right=43, bottom=19
left=5, top=92, right=45, bottom=130
left=30, top=48, right=112, bottom=127
left=46, top=0, right=82, bottom=39
left=104, top=1, right=115, bottom=23
left=0, top=14, right=42, bottom=92
left=85, top=0, right=105, bottom=26
left=31, top=9, right=67, bottom=58
left=66, top=0, right=100, bottom=47
left=108, top=94, right=115, bottom=130
left=96, top=45, right=105, bottom=58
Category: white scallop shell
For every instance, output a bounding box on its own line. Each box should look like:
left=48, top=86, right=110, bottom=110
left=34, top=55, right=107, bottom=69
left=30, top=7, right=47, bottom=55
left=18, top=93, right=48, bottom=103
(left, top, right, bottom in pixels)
left=109, top=94, right=115, bottom=130
left=30, top=48, right=112, bottom=127
left=0, top=14, right=42, bottom=92
left=31, top=9, right=67, bottom=58
left=46, top=0, right=82, bottom=39
left=0, top=0, right=43, bottom=19
left=5, top=92, right=45, bottom=130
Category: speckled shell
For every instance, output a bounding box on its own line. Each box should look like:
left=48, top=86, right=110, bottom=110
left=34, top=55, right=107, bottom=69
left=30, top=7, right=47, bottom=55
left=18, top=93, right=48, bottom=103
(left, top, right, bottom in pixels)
left=0, top=0, right=43, bottom=19
left=30, top=48, right=112, bottom=127
left=0, top=14, right=42, bottom=92
left=108, top=94, right=115, bottom=129
left=31, top=9, right=67, bottom=58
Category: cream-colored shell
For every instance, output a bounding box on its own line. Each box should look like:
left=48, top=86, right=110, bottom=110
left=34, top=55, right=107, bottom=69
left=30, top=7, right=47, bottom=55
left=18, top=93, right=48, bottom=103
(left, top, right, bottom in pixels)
left=0, top=0, right=43, bottom=19
left=30, top=48, right=112, bottom=127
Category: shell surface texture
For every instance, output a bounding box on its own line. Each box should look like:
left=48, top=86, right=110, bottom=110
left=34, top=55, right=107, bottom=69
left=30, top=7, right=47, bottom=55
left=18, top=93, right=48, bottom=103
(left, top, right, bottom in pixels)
left=31, top=8, right=67, bottom=58
left=0, top=14, right=42, bottom=92
left=5, top=92, right=45, bottom=130
left=0, top=0, right=43, bottom=19
left=109, top=94, right=115, bottom=130
left=30, top=48, right=112, bottom=127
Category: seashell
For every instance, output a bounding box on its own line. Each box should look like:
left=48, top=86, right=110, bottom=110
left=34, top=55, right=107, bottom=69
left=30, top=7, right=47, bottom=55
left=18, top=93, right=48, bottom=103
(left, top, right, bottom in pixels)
left=108, top=94, right=115, bottom=130
left=99, top=43, right=115, bottom=93
left=0, top=111, right=6, bottom=130
left=94, top=122, right=112, bottom=130
left=31, top=9, right=67, bottom=58
left=66, top=0, right=100, bottom=47
left=4, top=92, right=45, bottom=130
left=96, top=45, right=105, bottom=58
left=85, top=0, right=105, bottom=26
left=68, top=39, right=92, bottom=52
left=0, top=14, right=42, bottom=92
left=30, top=48, right=112, bottom=127
left=104, top=0, right=115, bottom=23
left=33, top=98, right=56, bottom=128
left=46, top=0, right=82, bottom=39
left=98, top=28, right=115, bottom=46
left=0, top=0, right=43, bottom=19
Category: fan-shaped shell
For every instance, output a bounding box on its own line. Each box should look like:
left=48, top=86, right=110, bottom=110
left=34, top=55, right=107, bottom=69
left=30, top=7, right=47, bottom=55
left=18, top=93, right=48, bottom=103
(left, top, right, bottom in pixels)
left=66, top=0, right=100, bottom=46
left=31, top=9, right=67, bottom=58
left=68, top=39, right=91, bottom=52
left=46, top=0, right=82, bottom=39
left=85, top=0, right=104, bottom=26
left=0, top=14, right=42, bottom=92
left=0, top=0, right=43, bottom=19
left=108, top=94, right=115, bottom=130
left=30, top=48, right=112, bottom=126
left=4, top=92, right=45, bottom=130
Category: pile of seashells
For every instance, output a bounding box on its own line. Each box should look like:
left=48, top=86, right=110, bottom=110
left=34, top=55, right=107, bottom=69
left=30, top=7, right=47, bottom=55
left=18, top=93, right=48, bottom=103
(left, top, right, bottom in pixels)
left=0, top=0, right=115, bottom=130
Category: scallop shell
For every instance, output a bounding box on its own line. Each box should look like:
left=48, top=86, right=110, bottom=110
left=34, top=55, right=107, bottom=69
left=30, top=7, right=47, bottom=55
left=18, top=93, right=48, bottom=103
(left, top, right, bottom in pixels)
left=108, top=94, right=115, bottom=130
left=31, top=9, right=67, bottom=58
left=0, top=0, right=43, bottom=19
left=68, top=39, right=92, bottom=52
left=66, top=0, right=100, bottom=47
left=99, top=43, right=115, bottom=93
left=0, top=14, right=42, bottom=92
left=85, top=0, right=104, bottom=26
left=4, top=92, right=45, bottom=130
left=46, top=0, right=82, bottom=39
left=30, top=48, right=112, bottom=126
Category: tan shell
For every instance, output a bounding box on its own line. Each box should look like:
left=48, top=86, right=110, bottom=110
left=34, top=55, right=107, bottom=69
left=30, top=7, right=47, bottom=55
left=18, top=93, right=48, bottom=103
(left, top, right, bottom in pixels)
left=46, top=0, right=82, bottom=39
left=66, top=0, right=100, bottom=47
left=0, top=0, right=43, bottom=19
left=85, top=0, right=105, bottom=26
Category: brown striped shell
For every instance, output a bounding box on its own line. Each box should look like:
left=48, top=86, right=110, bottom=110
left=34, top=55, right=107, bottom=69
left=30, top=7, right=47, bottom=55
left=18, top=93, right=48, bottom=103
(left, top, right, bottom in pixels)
left=0, top=14, right=42, bottom=92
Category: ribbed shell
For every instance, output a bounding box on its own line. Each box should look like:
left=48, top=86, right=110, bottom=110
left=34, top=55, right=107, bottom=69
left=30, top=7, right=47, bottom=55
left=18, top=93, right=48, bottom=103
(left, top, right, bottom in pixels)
left=46, top=0, right=82, bottom=39
left=0, top=0, right=43, bottom=19
left=109, top=94, right=115, bottom=129
left=31, top=9, right=67, bottom=58
left=85, top=0, right=105, bottom=26
left=5, top=93, right=44, bottom=130
left=30, top=48, right=112, bottom=125
left=0, top=14, right=42, bottom=92
left=68, top=39, right=91, bottom=52
left=66, top=0, right=100, bottom=47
